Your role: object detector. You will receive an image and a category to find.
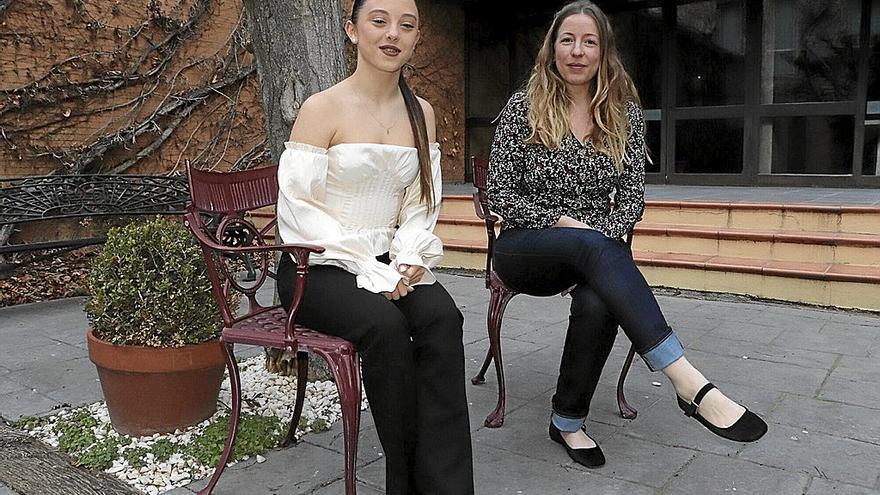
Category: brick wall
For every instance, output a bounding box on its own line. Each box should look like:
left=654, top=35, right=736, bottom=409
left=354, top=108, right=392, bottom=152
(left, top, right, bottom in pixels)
left=0, top=0, right=466, bottom=181
left=0, top=0, right=268, bottom=178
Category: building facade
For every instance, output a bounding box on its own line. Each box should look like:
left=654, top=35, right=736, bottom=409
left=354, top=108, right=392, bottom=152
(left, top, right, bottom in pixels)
left=465, top=0, right=880, bottom=188
left=4, top=0, right=879, bottom=189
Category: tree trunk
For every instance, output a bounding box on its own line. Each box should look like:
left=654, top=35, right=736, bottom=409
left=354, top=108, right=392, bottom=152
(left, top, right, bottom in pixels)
left=0, top=224, right=13, bottom=265
left=241, top=0, right=349, bottom=162
left=0, top=421, right=138, bottom=494
left=242, top=0, right=348, bottom=381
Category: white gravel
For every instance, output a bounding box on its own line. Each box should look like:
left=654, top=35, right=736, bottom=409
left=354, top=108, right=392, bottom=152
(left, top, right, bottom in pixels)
left=23, top=353, right=367, bottom=494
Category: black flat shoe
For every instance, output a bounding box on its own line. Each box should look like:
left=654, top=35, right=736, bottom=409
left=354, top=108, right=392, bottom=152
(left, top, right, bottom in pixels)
left=549, top=422, right=605, bottom=468
left=677, top=382, right=768, bottom=442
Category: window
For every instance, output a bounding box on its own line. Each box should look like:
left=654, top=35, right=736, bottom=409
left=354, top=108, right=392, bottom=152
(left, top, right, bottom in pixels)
left=760, top=116, right=854, bottom=174
left=762, top=0, right=861, bottom=103
left=612, top=8, right=664, bottom=109
left=677, top=0, right=746, bottom=106
left=676, top=119, right=744, bottom=173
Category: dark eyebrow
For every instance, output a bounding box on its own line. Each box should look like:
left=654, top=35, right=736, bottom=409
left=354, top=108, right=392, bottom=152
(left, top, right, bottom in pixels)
left=368, top=8, right=418, bottom=20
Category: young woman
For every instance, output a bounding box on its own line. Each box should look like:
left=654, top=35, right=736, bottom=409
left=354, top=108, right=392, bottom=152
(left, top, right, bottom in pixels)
left=275, top=0, right=474, bottom=492
left=488, top=0, right=767, bottom=468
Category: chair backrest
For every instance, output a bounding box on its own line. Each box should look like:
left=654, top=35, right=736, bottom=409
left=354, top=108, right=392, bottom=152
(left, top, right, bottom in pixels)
left=472, top=156, right=490, bottom=194
left=188, top=165, right=279, bottom=214
left=470, top=157, right=497, bottom=285
left=471, top=156, right=491, bottom=216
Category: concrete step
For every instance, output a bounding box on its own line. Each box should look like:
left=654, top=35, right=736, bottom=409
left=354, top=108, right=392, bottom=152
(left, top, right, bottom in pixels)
left=249, top=209, right=276, bottom=241
left=439, top=195, right=477, bottom=217
left=250, top=196, right=880, bottom=310
left=642, top=201, right=880, bottom=235
left=437, top=215, right=880, bottom=266
left=439, top=241, right=880, bottom=311
left=435, top=215, right=493, bottom=243
left=437, top=195, right=880, bottom=311
left=632, top=224, right=880, bottom=266
left=440, top=196, right=880, bottom=235
left=442, top=240, right=489, bottom=272
left=636, top=252, right=880, bottom=311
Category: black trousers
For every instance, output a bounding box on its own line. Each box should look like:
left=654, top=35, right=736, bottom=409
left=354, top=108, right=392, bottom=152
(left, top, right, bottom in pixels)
left=494, top=227, right=681, bottom=423
left=277, top=255, right=474, bottom=495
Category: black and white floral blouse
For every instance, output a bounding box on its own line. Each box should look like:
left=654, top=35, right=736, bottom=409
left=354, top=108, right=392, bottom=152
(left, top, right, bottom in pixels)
left=487, top=90, right=646, bottom=240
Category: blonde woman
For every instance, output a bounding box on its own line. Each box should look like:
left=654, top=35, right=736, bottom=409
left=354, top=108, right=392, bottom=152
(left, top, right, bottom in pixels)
left=487, top=0, right=766, bottom=468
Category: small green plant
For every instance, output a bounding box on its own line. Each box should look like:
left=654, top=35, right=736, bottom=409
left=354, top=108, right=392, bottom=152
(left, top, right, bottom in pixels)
left=150, top=438, right=178, bottom=462
left=123, top=446, right=152, bottom=469
left=55, top=410, right=99, bottom=454
left=186, top=414, right=283, bottom=466
left=85, top=216, right=223, bottom=347
left=310, top=418, right=329, bottom=432
left=13, top=415, right=52, bottom=430
left=77, top=436, right=120, bottom=470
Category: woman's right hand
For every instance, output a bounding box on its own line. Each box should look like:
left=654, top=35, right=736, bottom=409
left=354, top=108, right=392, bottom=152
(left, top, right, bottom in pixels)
left=383, top=279, right=414, bottom=301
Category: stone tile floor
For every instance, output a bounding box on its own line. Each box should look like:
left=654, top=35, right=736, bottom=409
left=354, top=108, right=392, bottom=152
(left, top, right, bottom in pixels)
left=1, top=273, right=879, bottom=494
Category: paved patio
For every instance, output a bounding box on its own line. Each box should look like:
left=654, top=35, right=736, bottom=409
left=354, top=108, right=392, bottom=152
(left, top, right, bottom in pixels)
left=1, top=272, right=879, bottom=494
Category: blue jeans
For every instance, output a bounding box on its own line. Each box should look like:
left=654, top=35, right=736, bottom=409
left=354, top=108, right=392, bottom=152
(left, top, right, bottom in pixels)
left=494, top=227, right=684, bottom=432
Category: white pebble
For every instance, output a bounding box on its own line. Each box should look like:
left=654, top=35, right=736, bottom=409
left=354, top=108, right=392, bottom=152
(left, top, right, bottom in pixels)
left=20, top=354, right=353, bottom=494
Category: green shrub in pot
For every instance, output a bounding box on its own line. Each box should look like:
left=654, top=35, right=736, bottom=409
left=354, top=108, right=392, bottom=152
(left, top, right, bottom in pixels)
left=85, top=216, right=222, bottom=347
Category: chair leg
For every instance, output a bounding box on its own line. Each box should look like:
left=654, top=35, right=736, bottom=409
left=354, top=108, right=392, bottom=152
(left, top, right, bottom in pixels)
left=198, top=342, right=241, bottom=495
left=470, top=349, right=493, bottom=385
left=484, top=287, right=516, bottom=428
left=281, top=351, right=309, bottom=447
left=616, top=344, right=638, bottom=420
left=316, top=349, right=362, bottom=495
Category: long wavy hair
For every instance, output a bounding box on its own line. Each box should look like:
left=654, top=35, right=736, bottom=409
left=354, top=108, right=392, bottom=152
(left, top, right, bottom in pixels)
left=526, top=1, right=640, bottom=173
left=351, top=0, right=434, bottom=211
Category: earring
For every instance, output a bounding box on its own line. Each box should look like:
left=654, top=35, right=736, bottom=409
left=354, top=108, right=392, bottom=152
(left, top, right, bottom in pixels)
left=352, top=38, right=358, bottom=45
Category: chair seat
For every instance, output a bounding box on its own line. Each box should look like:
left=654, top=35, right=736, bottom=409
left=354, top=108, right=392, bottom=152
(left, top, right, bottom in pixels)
left=222, top=306, right=355, bottom=355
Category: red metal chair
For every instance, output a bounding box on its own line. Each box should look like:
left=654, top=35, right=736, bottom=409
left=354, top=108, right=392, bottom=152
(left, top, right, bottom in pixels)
left=469, top=157, right=639, bottom=427
left=184, top=164, right=362, bottom=495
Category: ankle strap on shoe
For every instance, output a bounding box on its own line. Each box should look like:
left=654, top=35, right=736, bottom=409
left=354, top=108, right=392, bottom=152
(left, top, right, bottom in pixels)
left=683, top=382, right=716, bottom=417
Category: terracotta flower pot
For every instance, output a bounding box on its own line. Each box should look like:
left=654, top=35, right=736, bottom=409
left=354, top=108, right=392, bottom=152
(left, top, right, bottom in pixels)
left=87, top=329, right=226, bottom=437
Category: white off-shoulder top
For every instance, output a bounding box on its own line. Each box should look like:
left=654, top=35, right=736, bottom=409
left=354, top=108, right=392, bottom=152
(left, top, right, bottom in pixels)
left=277, top=141, right=444, bottom=294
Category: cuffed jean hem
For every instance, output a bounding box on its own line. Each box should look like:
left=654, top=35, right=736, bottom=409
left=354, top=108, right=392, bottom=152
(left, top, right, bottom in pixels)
left=551, top=412, right=586, bottom=433
left=641, top=331, right=685, bottom=372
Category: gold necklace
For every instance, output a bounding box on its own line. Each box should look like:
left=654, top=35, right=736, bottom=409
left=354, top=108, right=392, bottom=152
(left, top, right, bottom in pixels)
left=354, top=88, right=398, bottom=134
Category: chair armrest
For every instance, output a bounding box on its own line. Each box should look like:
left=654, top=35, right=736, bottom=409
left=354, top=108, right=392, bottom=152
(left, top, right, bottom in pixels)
left=472, top=193, right=500, bottom=223
left=184, top=214, right=325, bottom=256
left=184, top=212, right=323, bottom=343
left=184, top=213, right=324, bottom=254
